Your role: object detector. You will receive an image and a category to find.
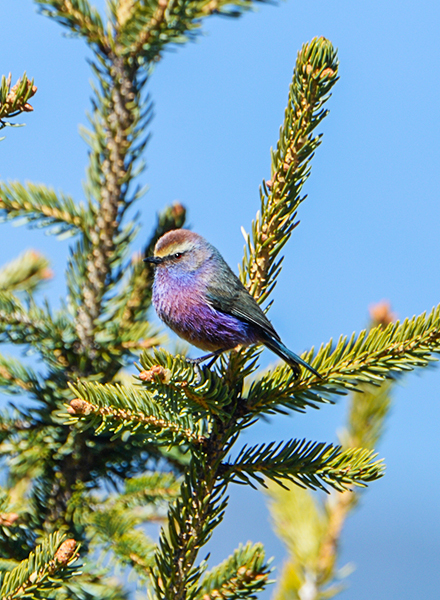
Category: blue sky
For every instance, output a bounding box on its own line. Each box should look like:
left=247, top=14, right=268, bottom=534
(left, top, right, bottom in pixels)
left=1, top=1, right=440, bottom=598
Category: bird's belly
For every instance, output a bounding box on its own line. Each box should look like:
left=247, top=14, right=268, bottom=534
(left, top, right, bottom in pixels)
left=153, top=281, right=256, bottom=352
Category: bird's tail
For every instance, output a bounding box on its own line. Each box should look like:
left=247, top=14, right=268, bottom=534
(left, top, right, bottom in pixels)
left=263, top=336, right=321, bottom=378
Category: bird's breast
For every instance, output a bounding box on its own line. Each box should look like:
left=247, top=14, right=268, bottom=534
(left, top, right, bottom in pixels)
left=152, top=269, right=257, bottom=352
left=152, top=271, right=206, bottom=336
left=153, top=270, right=201, bottom=319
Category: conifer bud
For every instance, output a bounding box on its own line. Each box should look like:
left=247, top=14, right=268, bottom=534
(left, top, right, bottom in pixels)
left=0, top=512, right=19, bottom=526
left=369, top=300, right=396, bottom=327
left=67, top=398, right=94, bottom=415
left=139, top=365, right=171, bottom=383
left=54, top=539, right=77, bottom=565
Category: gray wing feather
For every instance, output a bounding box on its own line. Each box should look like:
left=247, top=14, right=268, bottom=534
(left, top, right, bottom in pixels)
left=205, top=257, right=281, bottom=342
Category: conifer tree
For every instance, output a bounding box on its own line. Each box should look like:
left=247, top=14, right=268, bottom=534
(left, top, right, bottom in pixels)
left=0, top=3, right=439, bottom=600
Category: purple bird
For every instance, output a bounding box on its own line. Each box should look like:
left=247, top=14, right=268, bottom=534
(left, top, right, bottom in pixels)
left=144, top=229, right=320, bottom=378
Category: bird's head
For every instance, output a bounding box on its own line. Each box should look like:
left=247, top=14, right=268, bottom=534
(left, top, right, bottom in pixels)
left=144, top=229, right=212, bottom=274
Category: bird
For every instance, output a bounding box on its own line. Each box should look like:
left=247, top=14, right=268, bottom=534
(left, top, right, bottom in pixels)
left=144, top=229, right=320, bottom=378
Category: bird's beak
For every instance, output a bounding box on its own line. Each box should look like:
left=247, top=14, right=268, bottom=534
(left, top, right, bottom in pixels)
left=143, top=256, right=163, bottom=265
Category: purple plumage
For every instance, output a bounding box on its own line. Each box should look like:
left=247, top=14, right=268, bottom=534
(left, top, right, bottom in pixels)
left=144, top=229, right=320, bottom=378
left=152, top=248, right=258, bottom=352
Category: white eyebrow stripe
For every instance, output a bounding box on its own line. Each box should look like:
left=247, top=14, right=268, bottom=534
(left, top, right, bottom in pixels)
left=156, top=240, right=194, bottom=257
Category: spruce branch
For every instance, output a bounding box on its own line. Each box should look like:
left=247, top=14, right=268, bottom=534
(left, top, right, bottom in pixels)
left=154, top=468, right=229, bottom=600
left=0, top=533, right=79, bottom=600
left=116, top=0, right=272, bottom=65
left=74, top=59, right=151, bottom=354
left=0, top=250, right=51, bottom=294
left=36, top=1, right=152, bottom=355
left=268, top=306, right=397, bottom=600
left=314, top=307, right=396, bottom=588
left=266, top=401, right=388, bottom=600
left=312, top=308, right=440, bottom=380
left=222, top=37, right=338, bottom=380
left=267, top=483, right=331, bottom=600
left=138, top=349, right=234, bottom=416
left=311, top=388, right=393, bottom=589
left=198, top=542, right=272, bottom=600
left=113, top=0, right=137, bottom=28
left=247, top=304, right=440, bottom=415
left=340, top=381, right=392, bottom=452
left=221, top=440, right=383, bottom=492
left=91, top=508, right=156, bottom=578
left=96, top=320, right=162, bottom=362
left=336, top=301, right=396, bottom=453
left=0, top=293, right=75, bottom=369
left=74, top=65, right=136, bottom=350
left=67, top=379, right=209, bottom=444
left=66, top=474, right=180, bottom=576
left=0, top=353, right=40, bottom=395
left=63, top=569, right=129, bottom=600
left=246, top=364, right=332, bottom=416
left=35, top=0, right=109, bottom=52
left=240, top=38, right=338, bottom=303
left=0, top=182, right=91, bottom=237
left=0, top=292, right=46, bottom=342
left=116, top=472, right=180, bottom=509
left=0, top=73, right=37, bottom=131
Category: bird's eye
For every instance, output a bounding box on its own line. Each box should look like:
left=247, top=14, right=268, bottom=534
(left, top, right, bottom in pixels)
left=174, top=252, right=183, bottom=259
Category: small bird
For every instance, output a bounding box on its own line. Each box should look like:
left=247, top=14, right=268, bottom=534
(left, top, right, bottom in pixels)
left=144, top=229, right=320, bottom=378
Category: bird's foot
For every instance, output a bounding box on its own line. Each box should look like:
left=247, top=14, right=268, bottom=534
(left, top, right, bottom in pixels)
left=186, top=350, right=226, bottom=370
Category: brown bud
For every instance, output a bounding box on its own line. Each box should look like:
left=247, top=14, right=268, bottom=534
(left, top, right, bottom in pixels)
left=67, top=398, right=94, bottom=415
left=205, top=0, right=219, bottom=12
left=41, top=268, right=53, bottom=280
left=320, top=67, right=335, bottom=79
left=0, top=366, right=12, bottom=381
left=54, top=539, right=77, bottom=565
left=171, top=202, right=185, bottom=219
left=369, top=300, right=396, bottom=327
left=139, top=365, right=171, bottom=383
left=0, top=512, right=19, bottom=526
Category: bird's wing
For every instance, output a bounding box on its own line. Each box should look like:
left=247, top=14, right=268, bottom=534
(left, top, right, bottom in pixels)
left=205, top=262, right=281, bottom=342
